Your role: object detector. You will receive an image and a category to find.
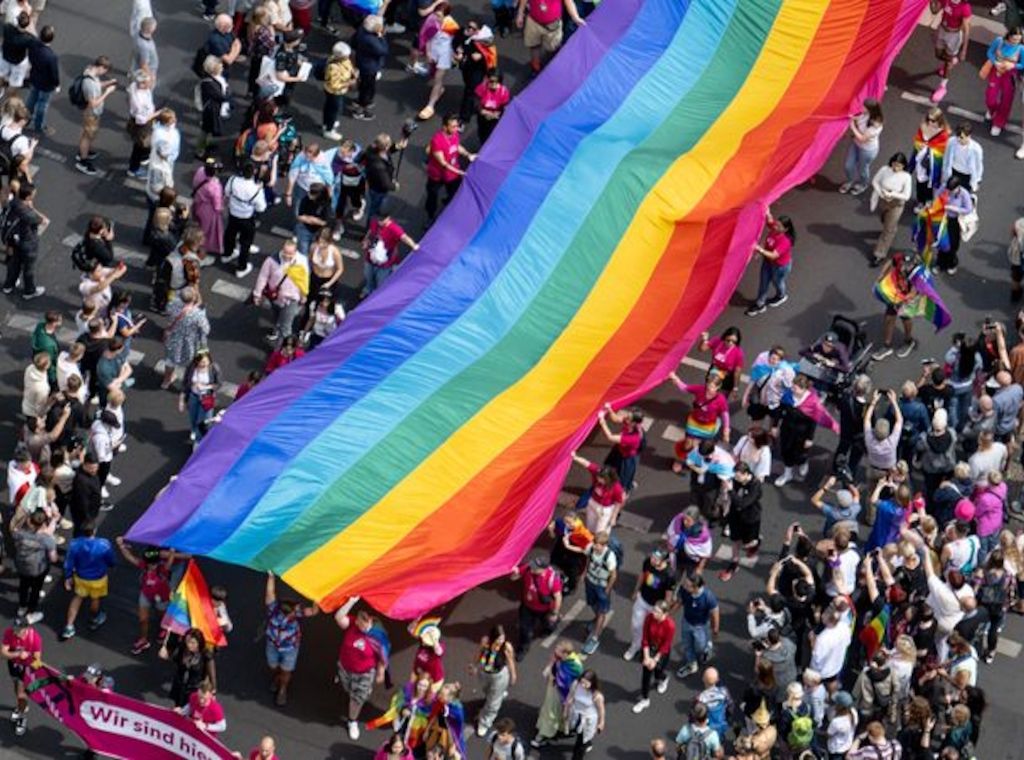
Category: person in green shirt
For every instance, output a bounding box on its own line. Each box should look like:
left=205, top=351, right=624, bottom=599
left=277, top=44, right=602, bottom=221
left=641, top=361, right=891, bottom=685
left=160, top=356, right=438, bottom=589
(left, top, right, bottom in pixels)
left=31, top=311, right=62, bottom=386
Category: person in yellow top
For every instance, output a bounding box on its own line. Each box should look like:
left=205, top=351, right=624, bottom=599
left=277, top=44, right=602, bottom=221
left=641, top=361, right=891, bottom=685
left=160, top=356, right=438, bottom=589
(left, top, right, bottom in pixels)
left=323, top=41, right=357, bottom=141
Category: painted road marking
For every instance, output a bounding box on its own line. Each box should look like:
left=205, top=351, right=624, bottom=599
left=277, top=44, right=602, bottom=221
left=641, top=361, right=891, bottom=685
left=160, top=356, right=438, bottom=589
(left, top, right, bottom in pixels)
left=541, top=598, right=586, bottom=649
left=35, top=145, right=67, bottom=164
left=5, top=313, right=76, bottom=344
left=900, top=91, right=1024, bottom=136
left=996, top=637, right=1022, bottom=659
left=60, top=234, right=148, bottom=265
left=128, top=350, right=145, bottom=365
left=616, top=510, right=654, bottom=533
left=662, top=424, right=686, bottom=442
left=211, top=279, right=252, bottom=302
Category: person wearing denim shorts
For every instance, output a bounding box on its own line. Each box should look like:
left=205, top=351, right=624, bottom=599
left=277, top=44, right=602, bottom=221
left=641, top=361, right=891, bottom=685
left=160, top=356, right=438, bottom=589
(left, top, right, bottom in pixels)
left=264, top=573, right=315, bottom=707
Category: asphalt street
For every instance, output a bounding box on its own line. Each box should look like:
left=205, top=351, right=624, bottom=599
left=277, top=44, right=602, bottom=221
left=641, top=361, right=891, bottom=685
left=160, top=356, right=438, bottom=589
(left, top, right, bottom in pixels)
left=0, top=2, right=1023, bottom=759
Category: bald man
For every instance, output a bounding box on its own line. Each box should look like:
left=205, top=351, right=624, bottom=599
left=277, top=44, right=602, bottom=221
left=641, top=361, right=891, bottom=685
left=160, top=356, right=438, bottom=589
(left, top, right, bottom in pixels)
left=695, top=666, right=732, bottom=742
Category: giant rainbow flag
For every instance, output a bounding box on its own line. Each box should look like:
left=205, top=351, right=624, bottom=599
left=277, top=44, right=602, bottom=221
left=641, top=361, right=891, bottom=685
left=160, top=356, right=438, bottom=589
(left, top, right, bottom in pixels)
left=130, top=0, right=927, bottom=618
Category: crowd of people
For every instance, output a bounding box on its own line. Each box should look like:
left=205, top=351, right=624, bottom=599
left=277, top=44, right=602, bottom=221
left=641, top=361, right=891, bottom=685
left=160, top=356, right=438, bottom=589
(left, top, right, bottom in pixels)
left=0, top=0, right=1023, bottom=758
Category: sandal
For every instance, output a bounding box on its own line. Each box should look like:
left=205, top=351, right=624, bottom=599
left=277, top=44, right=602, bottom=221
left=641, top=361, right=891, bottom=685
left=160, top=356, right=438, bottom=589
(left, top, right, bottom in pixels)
left=717, top=563, right=739, bottom=582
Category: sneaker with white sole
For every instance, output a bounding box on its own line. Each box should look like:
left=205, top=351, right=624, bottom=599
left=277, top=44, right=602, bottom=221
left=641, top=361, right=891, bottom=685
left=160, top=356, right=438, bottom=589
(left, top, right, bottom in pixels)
left=745, top=303, right=767, bottom=317
left=1016, top=145, right=1024, bottom=160
left=992, top=2, right=1006, bottom=14
left=797, top=462, right=809, bottom=479
left=623, top=645, right=639, bottom=661
left=896, top=338, right=917, bottom=358
left=347, top=721, right=360, bottom=740
left=656, top=677, right=669, bottom=694
left=106, top=474, right=122, bottom=487
left=23, top=287, right=46, bottom=300
left=871, top=346, right=893, bottom=361
left=766, top=293, right=789, bottom=308
left=323, top=129, right=342, bottom=141
left=235, top=263, right=253, bottom=278
left=101, top=486, right=110, bottom=499
left=632, top=698, right=651, bottom=714
left=774, top=469, right=793, bottom=487
left=675, top=662, right=699, bottom=678
left=838, top=182, right=853, bottom=193
left=25, top=611, right=43, bottom=625
left=352, top=201, right=367, bottom=222
left=991, top=126, right=1002, bottom=136
left=221, top=250, right=240, bottom=264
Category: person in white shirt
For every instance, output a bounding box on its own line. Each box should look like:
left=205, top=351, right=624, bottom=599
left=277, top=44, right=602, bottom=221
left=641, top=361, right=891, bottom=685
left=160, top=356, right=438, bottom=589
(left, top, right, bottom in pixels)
left=57, top=343, right=87, bottom=402
left=222, top=162, right=268, bottom=278
left=0, top=105, right=35, bottom=163
left=732, top=428, right=772, bottom=481
left=809, top=604, right=853, bottom=681
left=839, top=99, right=884, bottom=195
left=870, top=152, right=913, bottom=265
left=968, top=430, right=1007, bottom=482
left=942, top=123, right=983, bottom=192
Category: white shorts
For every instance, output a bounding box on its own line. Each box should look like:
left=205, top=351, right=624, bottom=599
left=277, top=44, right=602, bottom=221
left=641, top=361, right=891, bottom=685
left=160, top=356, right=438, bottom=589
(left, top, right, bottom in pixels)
left=935, top=27, right=963, bottom=57
left=0, top=57, right=29, bottom=88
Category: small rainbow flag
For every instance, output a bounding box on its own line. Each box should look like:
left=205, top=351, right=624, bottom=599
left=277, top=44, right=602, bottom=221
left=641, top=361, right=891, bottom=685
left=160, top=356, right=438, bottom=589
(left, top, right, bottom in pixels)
left=908, top=266, right=951, bottom=331
left=160, top=560, right=227, bottom=648
left=410, top=616, right=442, bottom=640
left=554, top=652, right=584, bottom=700
left=912, top=193, right=949, bottom=269
left=366, top=681, right=432, bottom=743
left=857, top=603, right=890, bottom=660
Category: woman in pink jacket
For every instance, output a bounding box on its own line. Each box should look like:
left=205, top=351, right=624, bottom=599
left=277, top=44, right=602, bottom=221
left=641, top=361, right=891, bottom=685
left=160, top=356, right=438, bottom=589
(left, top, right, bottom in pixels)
left=191, top=158, right=224, bottom=257
left=973, top=470, right=1008, bottom=558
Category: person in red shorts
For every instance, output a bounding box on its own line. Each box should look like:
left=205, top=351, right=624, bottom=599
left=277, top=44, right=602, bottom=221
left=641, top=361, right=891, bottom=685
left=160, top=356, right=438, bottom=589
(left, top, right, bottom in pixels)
left=335, top=607, right=387, bottom=741
left=1, top=616, right=42, bottom=735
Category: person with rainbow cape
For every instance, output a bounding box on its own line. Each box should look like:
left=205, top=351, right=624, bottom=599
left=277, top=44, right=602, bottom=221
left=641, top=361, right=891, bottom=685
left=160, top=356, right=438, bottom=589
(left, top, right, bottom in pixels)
left=530, top=639, right=585, bottom=750
left=366, top=673, right=436, bottom=750
left=871, top=251, right=952, bottom=362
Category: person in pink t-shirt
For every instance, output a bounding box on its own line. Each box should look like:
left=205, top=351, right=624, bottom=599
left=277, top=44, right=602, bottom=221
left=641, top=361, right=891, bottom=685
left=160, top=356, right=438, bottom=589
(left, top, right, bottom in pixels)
left=1, top=619, right=42, bottom=735
left=475, top=70, right=511, bottom=143
left=242, top=735, right=279, bottom=760
left=745, top=212, right=796, bottom=316
left=515, top=0, right=585, bottom=74
left=410, top=623, right=446, bottom=692
left=425, top=115, right=477, bottom=222
left=179, top=679, right=227, bottom=734
left=666, top=372, right=731, bottom=457
left=698, top=327, right=746, bottom=396
left=361, top=215, right=421, bottom=298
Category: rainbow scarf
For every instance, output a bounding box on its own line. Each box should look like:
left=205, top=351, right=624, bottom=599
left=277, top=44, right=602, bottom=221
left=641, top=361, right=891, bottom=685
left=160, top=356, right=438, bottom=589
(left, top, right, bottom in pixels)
left=912, top=192, right=950, bottom=269
left=684, top=416, right=721, bottom=440
left=910, top=126, right=949, bottom=189
left=857, top=604, right=890, bottom=660
left=128, top=0, right=927, bottom=618
left=160, top=560, right=227, bottom=647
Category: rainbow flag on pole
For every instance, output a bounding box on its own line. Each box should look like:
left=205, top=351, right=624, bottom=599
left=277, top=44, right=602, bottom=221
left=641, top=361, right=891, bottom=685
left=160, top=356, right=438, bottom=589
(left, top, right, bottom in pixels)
left=858, top=604, right=890, bottom=660
left=130, top=0, right=928, bottom=618
left=160, top=560, right=227, bottom=647
left=912, top=193, right=950, bottom=269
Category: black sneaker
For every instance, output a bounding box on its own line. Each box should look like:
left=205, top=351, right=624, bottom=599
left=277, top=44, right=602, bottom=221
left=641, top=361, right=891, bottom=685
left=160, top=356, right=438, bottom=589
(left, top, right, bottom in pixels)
left=766, top=293, right=789, bottom=308
left=895, top=339, right=918, bottom=359
left=871, top=346, right=893, bottom=361
left=352, top=110, right=375, bottom=122
left=75, top=158, right=99, bottom=176
left=745, top=303, right=767, bottom=317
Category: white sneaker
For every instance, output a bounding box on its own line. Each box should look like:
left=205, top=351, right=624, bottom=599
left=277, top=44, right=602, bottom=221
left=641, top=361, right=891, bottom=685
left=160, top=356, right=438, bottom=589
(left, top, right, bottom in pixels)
left=352, top=200, right=367, bottom=222
left=25, top=612, right=42, bottom=625
left=992, top=2, right=1006, bottom=14
left=631, top=698, right=651, bottom=714
left=797, top=463, right=808, bottom=479
left=323, top=129, right=342, bottom=141
left=106, top=474, right=122, bottom=487
left=116, top=443, right=127, bottom=453
left=385, top=22, right=406, bottom=33
left=332, top=226, right=344, bottom=242
left=1016, top=145, right=1024, bottom=160
left=656, top=677, right=669, bottom=695
left=991, top=126, right=1002, bottom=136
left=774, top=468, right=793, bottom=487
left=250, top=244, right=261, bottom=255
left=347, top=721, right=360, bottom=740
left=476, top=723, right=488, bottom=737
left=235, top=263, right=254, bottom=278
left=222, top=249, right=240, bottom=264
left=101, top=486, right=110, bottom=499
left=623, top=645, right=639, bottom=661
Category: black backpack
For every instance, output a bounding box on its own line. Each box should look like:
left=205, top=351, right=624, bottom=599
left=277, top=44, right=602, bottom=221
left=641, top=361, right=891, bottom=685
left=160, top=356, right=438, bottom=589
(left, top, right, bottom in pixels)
left=0, top=126, right=17, bottom=176
left=68, top=73, right=92, bottom=109
left=70, top=240, right=96, bottom=273
left=191, top=45, right=209, bottom=78
left=0, top=202, right=22, bottom=250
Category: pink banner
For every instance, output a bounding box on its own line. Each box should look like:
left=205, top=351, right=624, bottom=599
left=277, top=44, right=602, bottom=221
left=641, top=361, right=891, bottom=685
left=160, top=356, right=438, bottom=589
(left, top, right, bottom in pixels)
left=23, top=663, right=236, bottom=760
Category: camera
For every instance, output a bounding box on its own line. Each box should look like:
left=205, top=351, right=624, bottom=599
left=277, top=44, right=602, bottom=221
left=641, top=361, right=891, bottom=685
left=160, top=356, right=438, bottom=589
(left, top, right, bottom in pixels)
left=832, top=454, right=854, bottom=488
left=400, top=118, right=419, bottom=139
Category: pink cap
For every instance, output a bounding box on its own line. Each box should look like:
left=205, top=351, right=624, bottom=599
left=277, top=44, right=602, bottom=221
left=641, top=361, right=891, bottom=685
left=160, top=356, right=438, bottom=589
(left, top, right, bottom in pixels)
left=954, top=498, right=975, bottom=522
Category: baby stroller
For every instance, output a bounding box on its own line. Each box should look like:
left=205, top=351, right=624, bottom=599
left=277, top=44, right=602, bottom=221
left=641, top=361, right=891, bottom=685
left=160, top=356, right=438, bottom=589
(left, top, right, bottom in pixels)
left=797, top=314, right=872, bottom=404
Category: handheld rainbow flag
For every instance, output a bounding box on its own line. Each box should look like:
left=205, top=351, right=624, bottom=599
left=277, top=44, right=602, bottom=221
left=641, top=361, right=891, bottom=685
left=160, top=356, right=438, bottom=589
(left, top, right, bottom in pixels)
left=409, top=616, right=442, bottom=641
left=912, top=192, right=950, bottom=269
left=872, top=260, right=914, bottom=309
left=160, top=560, right=227, bottom=647
left=129, top=0, right=928, bottom=618
left=554, top=652, right=585, bottom=700
left=366, top=681, right=433, bottom=743
left=907, top=266, right=952, bottom=331
left=858, top=604, right=890, bottom=660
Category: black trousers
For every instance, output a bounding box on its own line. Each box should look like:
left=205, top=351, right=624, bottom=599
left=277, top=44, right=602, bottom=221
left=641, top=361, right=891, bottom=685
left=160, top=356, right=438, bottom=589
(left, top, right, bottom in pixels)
left=224, top=215, right=257, bottom=270
left=516, top=604, right=554, bottom=654
left=2, top=248, right=36, bottom=294
left=357, top=73, right=377, bottom=108
left=640, top=658, right=669, bottom=698
left=18, top=573, right=46, bottom=611
left=425, top=177, right=461, bottom=220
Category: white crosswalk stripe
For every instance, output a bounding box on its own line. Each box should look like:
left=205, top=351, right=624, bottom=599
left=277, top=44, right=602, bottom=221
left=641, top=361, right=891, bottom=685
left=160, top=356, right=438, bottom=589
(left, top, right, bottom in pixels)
left=211, top=279, right=252, bottom=302
left=60, top=234, right=148, bottom=265
left=5, top=313, right=76, bottom=343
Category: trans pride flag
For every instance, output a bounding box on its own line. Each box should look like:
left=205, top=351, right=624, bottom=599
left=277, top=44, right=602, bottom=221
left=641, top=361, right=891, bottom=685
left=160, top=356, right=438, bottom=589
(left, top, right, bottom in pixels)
left=131, top=0, right=929, bottom=618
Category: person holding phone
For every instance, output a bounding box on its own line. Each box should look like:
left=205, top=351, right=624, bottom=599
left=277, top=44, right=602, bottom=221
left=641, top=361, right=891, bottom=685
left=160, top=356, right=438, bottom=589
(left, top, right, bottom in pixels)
left=1, top=615, right=42, bottom=735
